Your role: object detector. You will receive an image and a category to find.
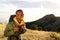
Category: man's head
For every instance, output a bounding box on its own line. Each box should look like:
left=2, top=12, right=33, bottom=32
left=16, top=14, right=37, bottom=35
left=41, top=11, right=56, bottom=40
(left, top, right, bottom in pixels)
left=16, top=9, right=24, bottom=21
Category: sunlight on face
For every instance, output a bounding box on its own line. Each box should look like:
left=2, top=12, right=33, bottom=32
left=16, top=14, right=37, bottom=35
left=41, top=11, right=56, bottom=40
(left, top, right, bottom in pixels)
left=16, top=11, right=23, bottom=20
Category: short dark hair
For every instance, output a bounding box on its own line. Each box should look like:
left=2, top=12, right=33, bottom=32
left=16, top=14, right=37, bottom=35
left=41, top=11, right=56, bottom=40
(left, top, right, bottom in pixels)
left=16, top=9, right=24, bottom=17
left=16, top=9, right=23, bottom=14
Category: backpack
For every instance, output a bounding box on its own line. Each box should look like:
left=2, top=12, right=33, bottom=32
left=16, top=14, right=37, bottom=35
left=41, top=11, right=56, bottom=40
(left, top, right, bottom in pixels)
left=9, top=15, right=16, bottom=22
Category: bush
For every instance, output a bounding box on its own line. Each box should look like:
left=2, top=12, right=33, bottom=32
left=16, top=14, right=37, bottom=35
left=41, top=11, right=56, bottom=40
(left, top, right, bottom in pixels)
left=38, top=26, right=42, bottom=31
left=31, top=24, right=39, bottom=30
left=30, top=24, right=42, bottom=30
left=56, top=26, right=60, bottom=32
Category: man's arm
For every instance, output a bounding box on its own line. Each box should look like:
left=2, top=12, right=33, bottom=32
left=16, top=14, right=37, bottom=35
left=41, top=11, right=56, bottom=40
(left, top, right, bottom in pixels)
left=4, top=22, right=15, bottom=37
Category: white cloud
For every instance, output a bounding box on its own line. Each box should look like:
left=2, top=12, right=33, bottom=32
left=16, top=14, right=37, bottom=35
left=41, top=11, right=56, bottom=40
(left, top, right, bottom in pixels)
left=18, top=0, right=46, bottom=2
left=2, top=0, right=46, bottom=2
left=0, top=0, right=60, bottom=23
left=0, top=3, right=18, bottom=13
left=0, top=0, right=60, bottom=8
left=48, top=0, right=60, bottom=5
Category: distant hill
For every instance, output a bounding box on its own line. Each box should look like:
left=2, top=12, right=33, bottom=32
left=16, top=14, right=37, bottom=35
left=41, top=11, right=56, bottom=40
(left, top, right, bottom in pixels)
left=26, top=14, right=60, bottom=32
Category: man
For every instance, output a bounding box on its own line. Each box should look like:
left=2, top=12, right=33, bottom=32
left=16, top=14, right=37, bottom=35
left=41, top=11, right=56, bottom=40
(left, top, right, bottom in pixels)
left=4, top=9, right=26, bottom=40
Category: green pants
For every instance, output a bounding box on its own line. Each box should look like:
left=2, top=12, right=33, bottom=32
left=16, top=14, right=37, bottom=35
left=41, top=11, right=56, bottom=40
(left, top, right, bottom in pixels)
left=7, top=35, right=21, bottom=40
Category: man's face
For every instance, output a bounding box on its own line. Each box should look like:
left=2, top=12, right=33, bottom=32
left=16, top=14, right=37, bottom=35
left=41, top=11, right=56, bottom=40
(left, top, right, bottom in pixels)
left=16, top=11, right=23, bottom=20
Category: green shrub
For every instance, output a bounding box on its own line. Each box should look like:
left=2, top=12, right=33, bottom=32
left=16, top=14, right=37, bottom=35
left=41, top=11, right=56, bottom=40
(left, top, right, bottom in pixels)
left=31, top=24, right=38, bottom=30
left=31, top=24, right=42, bottom=30
left=56, top=26, right=60, bottom=32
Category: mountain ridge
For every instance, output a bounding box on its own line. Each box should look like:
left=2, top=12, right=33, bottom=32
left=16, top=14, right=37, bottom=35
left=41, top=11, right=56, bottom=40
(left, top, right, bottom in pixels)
left=26, top=14, right=60, bottom=32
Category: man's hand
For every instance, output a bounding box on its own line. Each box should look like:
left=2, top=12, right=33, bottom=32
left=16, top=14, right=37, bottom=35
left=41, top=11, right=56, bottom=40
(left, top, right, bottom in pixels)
left=14, top=27, right=19, bottom=32
left=21, top=24, right=25, bottom=30
left=21, top=26, right=24, bottom=29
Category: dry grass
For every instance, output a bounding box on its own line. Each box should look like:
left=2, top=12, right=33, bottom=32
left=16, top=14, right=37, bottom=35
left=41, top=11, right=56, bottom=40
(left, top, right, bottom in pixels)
left=0, top=23, right=7, bottom=40
left=21, top=29, right=60, bottom=40
left=0, top=23, right=60, bottom=40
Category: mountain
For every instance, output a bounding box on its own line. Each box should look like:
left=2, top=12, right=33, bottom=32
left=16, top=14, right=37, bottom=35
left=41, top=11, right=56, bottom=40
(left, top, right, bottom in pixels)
left=26, top=14, right=60, bottom=32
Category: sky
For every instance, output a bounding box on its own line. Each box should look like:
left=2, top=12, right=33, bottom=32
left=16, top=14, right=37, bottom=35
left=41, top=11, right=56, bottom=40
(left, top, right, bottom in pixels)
left=0, top=0, right=60, bottom=23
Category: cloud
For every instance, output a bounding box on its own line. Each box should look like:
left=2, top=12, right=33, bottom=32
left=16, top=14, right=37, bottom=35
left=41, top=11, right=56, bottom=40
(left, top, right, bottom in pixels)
left=0, top=0, right=46, bottom=2
left=0, top=3, right=19, bottom=14
left=0, top=0, right=60, bottom=8
left=47, top=0, right=60, bottom=5
left=0, top=0, right=60, bottom=22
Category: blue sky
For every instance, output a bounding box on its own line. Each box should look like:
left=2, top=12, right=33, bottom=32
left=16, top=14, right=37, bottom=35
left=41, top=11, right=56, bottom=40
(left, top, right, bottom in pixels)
left=0, top=0, right=60, bottom=23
